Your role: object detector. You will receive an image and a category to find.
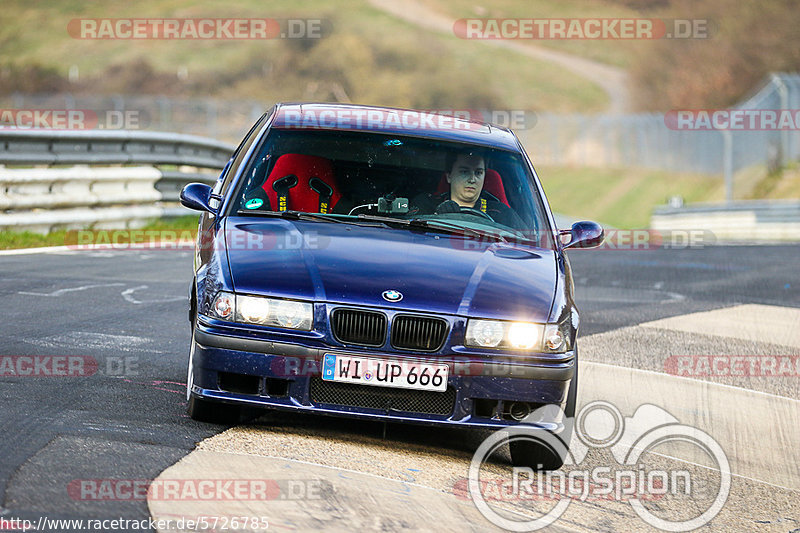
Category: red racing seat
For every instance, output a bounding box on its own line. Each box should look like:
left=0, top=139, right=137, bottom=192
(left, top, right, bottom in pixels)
left=435, top=168, right=509, bottom=206
left=262, top=153, right=341, bottom=213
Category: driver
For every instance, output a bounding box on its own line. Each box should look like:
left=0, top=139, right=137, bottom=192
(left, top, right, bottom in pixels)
left=410, top=150, right=524, bottom=228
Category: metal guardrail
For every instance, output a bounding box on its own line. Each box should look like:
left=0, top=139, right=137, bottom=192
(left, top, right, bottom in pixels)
left=0, top=129, right=235, bottom=167
left=155, top=170, right=219, bottom=201
left=651, top=200, right=800, bottom=241
left=0, top=130, right=236, bottom=232
left=0, top=166, right=161, bottom=210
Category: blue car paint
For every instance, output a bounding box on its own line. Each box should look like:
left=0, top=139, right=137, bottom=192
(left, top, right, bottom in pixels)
left=224, top=218, right=557, bottom=321
left=187, top=102, right=581, bottom=431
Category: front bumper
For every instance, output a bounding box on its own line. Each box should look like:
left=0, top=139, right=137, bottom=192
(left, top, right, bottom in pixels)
left=190, top=319, right=575, bottom=431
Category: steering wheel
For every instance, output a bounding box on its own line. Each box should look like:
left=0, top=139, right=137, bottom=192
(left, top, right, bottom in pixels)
left=458, top=206, right=494, bottom=221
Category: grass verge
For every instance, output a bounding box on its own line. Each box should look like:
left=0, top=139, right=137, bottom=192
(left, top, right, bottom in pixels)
left=537, top=166, right=723, bottom=228
left=0, top=215, right=199, bottom=250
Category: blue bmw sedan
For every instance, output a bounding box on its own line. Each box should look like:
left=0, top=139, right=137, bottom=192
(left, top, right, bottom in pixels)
left=180, top=103, right=603, bottom=468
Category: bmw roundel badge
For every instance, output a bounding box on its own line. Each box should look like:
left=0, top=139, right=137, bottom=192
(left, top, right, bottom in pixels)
left=382, top=290, right=403, bottom=302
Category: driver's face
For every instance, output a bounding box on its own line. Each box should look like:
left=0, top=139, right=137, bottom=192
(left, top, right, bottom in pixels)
left=447, top=154, right=485, bottom=207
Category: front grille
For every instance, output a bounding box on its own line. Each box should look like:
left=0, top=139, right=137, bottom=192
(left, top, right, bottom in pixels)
left=391, top=315, right=448, bottom=351
left=331, top=309, right=387, bottom=346
left=310, top=377, right=456, bottom=415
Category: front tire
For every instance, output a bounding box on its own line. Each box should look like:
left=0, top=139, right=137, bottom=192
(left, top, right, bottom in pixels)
left=187, top=394, right=242, bottom=424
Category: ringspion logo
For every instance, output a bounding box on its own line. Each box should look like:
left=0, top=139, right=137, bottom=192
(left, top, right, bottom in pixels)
left=469, top=402, right=730, bottom=531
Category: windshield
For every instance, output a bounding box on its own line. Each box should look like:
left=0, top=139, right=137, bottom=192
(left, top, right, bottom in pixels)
left=229, top=128, right=554, bottom=248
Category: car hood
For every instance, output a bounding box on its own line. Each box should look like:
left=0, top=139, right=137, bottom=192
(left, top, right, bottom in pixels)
left=225, top=217, right=557, bottom=321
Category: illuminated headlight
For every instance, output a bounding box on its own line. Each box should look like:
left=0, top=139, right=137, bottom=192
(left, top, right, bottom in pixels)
left=237, top=295, right=271, bottom=324
left=508, top=322, right=540, bottom=349
left=466, top=319, right=543, bottom=350
left=466, top=319, right=572, bottom=352
left=235, top=295, right=312, bottom=330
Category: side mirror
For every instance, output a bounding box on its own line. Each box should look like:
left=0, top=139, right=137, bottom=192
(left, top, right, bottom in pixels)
left=180, top=183, right=217, bottom=213
left=562, top=221, right=604, bottom=249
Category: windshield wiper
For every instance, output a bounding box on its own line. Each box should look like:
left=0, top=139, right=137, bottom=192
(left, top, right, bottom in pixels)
left=411, top=218, right=509, bottom=243
left=355, top=214, right=507, bottom=243
left=236, top=210, right=417, bottom=229
left=412, top=218, right=541, bottom=246
left=354, top=214, right=414, bottom=226
left=236, top=210, right=357, bottom=224
left=234, top=211, right=528, bottom=244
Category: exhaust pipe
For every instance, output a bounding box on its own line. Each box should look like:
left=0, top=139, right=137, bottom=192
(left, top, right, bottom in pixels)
left=508, top=401, right=531, bottom=421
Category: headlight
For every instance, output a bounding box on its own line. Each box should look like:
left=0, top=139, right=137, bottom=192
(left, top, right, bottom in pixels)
left=508, top=322, right=540, bottom=349
left=237, top=295, right=271, bottom=324
left=210, top=292, right=313, bottom=330
left=465, top=319, right=572, bottom=352
left=272, top=299, right=313, bottom=330
left=465, top=319, right=504, bottom=347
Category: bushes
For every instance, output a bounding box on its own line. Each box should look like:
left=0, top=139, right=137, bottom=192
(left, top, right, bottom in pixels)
left=630, top=0, right=800, bottom=110
left=0, top=18, right=503, bottom=111
left=0, top=63, right=67, bottom=94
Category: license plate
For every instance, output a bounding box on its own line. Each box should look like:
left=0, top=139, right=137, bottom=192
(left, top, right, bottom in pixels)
left=321, top=354, right=449, bottom=392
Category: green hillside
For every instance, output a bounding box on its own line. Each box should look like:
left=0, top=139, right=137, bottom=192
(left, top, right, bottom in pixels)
left=0, top=0, right=607, bottom=112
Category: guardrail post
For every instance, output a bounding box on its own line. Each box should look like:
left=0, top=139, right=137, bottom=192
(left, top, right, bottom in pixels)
left=723, top=130, right=733, bottom=203
left=772, top=74, right=790, bottom=167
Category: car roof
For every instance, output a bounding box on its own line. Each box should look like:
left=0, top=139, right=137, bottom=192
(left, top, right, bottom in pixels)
left=269, top=103, right=522, bottom=152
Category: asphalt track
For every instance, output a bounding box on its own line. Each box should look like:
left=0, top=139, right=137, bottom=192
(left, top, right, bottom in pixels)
left=0, top=243, right=797, bottom=531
